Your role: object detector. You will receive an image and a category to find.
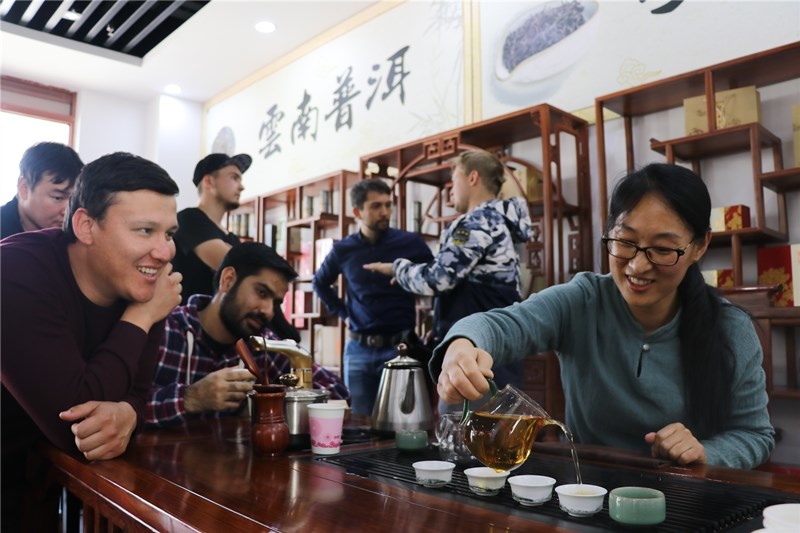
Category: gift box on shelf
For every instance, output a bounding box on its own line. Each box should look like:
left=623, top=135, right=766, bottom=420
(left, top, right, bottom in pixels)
left=710, top=205, right=751, bottom=232
left=757, top=244, right=799, bottom=307
left=702, top=269, right=735, bottom=288
left=684, top=86, right=761, bottom=136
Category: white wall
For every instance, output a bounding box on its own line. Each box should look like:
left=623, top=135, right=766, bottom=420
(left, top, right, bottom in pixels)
left=75, top=90, right=147, bottom=162
left=151, top=95, right=203, bottom=211
left=73, top=89, right=202, bottom=211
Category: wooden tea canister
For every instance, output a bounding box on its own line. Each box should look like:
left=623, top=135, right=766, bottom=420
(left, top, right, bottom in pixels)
left=250, top=384, right=290, bottom=455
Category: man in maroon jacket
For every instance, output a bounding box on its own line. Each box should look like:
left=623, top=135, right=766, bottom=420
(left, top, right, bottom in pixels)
left=0, top=152, right=182, bottom=530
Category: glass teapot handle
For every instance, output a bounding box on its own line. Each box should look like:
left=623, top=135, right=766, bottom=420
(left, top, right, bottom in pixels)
left=459, top=378, right=499, bottom=425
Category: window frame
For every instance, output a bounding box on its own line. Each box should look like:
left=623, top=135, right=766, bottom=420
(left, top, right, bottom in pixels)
left=0, top=75, right=77, bottom=146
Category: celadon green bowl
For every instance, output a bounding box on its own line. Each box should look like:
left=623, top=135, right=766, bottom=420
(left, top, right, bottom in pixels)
left=609, top=486, right=666, bottom=526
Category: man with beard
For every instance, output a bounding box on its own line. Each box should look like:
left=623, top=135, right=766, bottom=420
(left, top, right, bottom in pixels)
left=172, top=153, right=251, bottom=305
left=312, top=179, right=433, bottom=415
left=146, top=242, right=348, bottom=427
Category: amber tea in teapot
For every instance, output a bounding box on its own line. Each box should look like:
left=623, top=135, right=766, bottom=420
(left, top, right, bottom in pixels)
left=463, top=412, right=550, bottom=472
left=462, top=383, right=582, bottom=484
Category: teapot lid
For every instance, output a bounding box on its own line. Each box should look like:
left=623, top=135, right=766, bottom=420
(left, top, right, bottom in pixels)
left=285, top=388, right=329, bottom=401
left=384, top=355, right=423, bottom=369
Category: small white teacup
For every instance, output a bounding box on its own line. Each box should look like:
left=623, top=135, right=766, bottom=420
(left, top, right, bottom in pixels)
left=412, top=460, right=455, bottom=488
left=555, top=483, right=607, bottom=517
left=508, top=475, right=556, bottom=506
left=463, top=467, right=509, bottom=496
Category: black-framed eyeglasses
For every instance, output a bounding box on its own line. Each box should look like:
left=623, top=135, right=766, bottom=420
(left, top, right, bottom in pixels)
left=601, top=237, right=692, bottom=266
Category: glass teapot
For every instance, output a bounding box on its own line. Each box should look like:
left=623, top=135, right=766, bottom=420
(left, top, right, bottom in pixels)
left=460, top=380, right=573, bottom=473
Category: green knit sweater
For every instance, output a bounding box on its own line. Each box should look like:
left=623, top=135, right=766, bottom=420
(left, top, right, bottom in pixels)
left=431, top=272, right=775, bottom=469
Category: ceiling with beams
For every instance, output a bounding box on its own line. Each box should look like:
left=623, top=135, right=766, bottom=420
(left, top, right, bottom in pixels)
left=0, top=1, right=210, bottom=59
left=0, top=1, right=380, bottom=103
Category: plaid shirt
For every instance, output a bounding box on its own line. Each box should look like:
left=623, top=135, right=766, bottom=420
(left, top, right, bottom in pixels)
left=146, top=294, right=349, bottom=427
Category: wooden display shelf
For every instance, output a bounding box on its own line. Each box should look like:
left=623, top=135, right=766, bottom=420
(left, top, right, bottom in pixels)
left=285, top=212, right=340, bottom=229
left=599, top=71, right=706, bottom=117
left=720, top=286, right=800, bottom=399
left=528, top=199, right=580, bottom=218
left=361, top=103, right=593, bottom=290
left=459, top=105, right=585, bottom=147
left=708, top=226, right=787, bottom=247
left=598, top=41, right=800, bottom=118
left=650, top=123, right=781, bottom=161
left=403, top=162, right=452, bottom=186
left=760, top=167, right=800, bottom=193
left=596, top=43, right=800, bottom=406
left=262, top=192, right=291, bottom=210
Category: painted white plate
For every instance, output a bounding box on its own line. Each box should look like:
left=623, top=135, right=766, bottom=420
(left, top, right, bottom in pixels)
left=495, top=0, right=599, bottom=85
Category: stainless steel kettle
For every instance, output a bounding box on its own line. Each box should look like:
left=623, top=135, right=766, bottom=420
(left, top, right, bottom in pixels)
left=371, top=344, right=433, bottom=433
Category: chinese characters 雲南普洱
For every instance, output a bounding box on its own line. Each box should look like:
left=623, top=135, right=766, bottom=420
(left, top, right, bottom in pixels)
left=256, top=45, right=412, bottom=160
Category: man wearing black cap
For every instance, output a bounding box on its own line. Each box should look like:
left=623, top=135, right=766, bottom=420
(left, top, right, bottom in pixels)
left=172, top=153, right=252, bottom=305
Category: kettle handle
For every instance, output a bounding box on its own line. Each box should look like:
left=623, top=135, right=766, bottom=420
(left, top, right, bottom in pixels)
left=459, top=378, right=499, bottom=425
left=400, top=369, right=416, bottom=414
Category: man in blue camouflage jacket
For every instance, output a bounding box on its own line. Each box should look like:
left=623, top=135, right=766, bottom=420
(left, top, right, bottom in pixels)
left=365, top=149, right=532, bottom=398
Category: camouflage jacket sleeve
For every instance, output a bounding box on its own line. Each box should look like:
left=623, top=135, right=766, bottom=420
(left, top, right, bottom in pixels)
left=391, top=215, right=491, bottom=296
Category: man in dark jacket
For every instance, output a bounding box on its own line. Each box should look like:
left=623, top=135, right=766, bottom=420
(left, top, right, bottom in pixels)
left=0, top=142, right=83, bottom=239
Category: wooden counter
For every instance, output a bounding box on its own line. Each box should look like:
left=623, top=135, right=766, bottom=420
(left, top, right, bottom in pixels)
left=42, top=418, right=800, bottom=532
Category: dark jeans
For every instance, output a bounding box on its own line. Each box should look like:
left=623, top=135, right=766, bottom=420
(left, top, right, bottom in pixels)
left=343, top=339, right=398, bottom=416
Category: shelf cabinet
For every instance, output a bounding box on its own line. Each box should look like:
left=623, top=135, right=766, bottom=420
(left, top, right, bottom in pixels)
left=241, top=170, right=360, bottom=371
left=225, top=199, right=259, bottom=242
left=360, top=103, right=593, bottom=416
left=594, top=41, right=800, bottom=406
left=595, top=41, right=800, bottom=278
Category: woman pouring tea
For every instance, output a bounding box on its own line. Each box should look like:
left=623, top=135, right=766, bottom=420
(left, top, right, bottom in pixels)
left=431, top=163, right=775, bottom=470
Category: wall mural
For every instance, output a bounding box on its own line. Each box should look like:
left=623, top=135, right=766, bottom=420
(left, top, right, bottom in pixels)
left=205, top=1, right=464, bottom=197
left=205, top=0, right=800, bottom=198
left=480, top=0, right=800, bottom=119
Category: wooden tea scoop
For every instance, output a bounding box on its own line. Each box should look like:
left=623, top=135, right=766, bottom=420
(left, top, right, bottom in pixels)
left=235, top=338, right=266, bottom=384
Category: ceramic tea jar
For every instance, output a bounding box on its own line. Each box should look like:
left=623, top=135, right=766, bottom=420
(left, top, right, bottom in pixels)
left=250, top=384, right=290, bottom=456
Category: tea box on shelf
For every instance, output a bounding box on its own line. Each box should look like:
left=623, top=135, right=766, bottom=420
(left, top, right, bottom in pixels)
left=684, top=86, right=761, bottom=136
left=702, top=269, right=735, bottom=288
left=710, top=205, right=751, bottom=232
left=757, top=244, right=800, bottom=307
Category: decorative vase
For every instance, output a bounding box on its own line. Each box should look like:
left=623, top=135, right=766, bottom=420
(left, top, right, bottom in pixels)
left=250, top=384, right=290, bottom=456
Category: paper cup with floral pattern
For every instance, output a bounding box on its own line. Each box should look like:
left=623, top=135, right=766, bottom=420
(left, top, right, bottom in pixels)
left=307, top=403, right=346, bottom=455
